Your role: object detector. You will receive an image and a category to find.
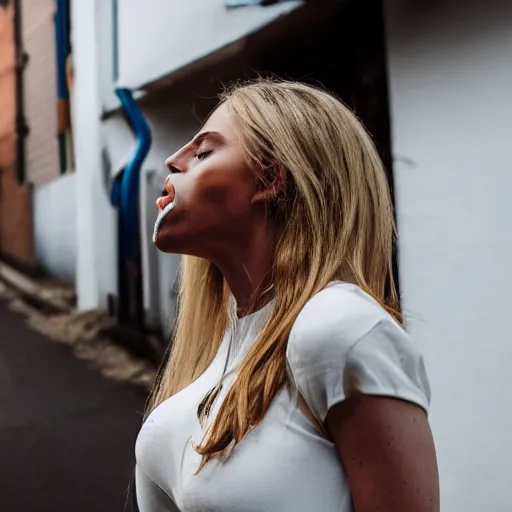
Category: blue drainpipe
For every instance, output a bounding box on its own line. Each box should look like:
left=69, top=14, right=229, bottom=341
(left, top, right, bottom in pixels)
left=112, top=0, right=152, bottom=327
left=54, top=0, right=70, bottom=174
left=54, top=0, right=68, bottom=100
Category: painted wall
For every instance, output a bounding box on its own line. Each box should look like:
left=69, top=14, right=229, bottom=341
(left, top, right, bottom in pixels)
left=71, top=0, right=117, bottom=310
left=21, top=0, right=60, bottom=186
left=0, top=2, right=35, bottom=268
left=385, top=1, right=512, bottom=509
left=116, top=0, right=301, bottom=89
left=34, top=173, right=76, bottom=284
left=96, top=0, right=119, bottom=113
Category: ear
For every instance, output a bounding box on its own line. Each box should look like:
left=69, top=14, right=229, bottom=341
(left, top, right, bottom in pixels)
left=251, top=164, right=287, bottom=204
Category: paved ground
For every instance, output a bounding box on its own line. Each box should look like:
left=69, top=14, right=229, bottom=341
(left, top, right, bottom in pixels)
left=0, top=298, right=149, bottom=511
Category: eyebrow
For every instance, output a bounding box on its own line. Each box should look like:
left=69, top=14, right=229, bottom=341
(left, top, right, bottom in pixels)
left=191, top=130, right=225, bottom=147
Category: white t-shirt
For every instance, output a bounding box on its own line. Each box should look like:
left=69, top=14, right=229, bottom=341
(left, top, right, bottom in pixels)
left=135, top=282, right=430, bottom=511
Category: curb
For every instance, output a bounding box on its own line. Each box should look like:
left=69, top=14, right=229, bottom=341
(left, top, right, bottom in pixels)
left=0, top=262, right=159, bottom=392
left=0, top=261, right=165, bottom=363
left=0, top=262, right=75, bottom=314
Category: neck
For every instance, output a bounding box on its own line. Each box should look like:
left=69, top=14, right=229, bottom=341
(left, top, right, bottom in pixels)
left=211, top=223, right=275, bottom=318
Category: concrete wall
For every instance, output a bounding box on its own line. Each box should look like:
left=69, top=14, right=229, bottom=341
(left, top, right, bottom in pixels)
left=33, top=173, right=76, bottom=284
left=71, top=0, right=117, bottom=310
left=385, top=1, right=512, bottom=509
left=22, top=0, right=60, bottom=186
left=116, top=0, right=301, bottom=89
left=96, top=0, right=119, bottom=112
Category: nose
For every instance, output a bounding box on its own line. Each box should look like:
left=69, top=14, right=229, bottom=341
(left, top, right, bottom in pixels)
left=165, top=156, right=183, bottom=174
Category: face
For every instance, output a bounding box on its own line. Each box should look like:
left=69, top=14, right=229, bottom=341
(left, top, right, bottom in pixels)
left=153, top=102, right=263, bottom=259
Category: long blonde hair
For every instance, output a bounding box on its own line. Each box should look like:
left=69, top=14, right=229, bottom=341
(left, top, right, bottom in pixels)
left=147, top=78, right=400, bottom=470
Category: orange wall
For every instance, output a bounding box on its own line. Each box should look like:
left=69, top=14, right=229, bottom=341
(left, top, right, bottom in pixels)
left=0, top=2, right=36, bottom=268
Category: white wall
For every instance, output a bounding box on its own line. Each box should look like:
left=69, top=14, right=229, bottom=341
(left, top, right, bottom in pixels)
left=71, top=0, right=117, bottom=311
left=96, top=0, right=120, bottom=112
left=116, top=0, right=301, bottom=89
left=34, top=173, right=77, bottom=284
left=385, top=1, right=512, bottom=509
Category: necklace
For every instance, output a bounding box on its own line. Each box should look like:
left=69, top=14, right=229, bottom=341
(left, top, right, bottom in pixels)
left=196, top=328, right=235, bottom=426
left=196, top=284, right=274, bottom=426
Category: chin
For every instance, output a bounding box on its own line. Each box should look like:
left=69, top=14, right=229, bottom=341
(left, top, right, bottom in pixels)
left=152, top=226, right=173, bottom=251
left=153, top=235, right=177, bottom=253
left=153, top=229, right=193, bottom=256
left=154, top=232, right=212, bottom=262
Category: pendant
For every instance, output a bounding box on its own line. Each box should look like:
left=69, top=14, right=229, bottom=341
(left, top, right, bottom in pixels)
left=197, top=384, right=222, bottom=425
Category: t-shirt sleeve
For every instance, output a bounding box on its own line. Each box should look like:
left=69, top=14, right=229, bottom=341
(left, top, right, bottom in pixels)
left=286, top=284, right=431, bottom=423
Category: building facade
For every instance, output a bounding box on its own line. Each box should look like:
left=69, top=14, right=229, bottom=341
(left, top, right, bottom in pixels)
left=0, top=0, right=74, bottom=279
left=21, top=0, right=60, bottom=187
left=0, top=0, right=35, bottom=270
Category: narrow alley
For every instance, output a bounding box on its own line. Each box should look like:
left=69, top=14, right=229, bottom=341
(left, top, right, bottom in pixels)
left=0, top=297, right=148, bottom=511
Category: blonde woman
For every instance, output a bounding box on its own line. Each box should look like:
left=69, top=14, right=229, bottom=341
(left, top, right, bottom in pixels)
left=136, top=79, right=439, bottom=512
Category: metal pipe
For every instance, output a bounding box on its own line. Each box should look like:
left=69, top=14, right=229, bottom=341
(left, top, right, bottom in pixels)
left=12, top=0, right=28, bottom=184
left=54, top=0, right=70, bottom=174
left=114, top=88, right=151, bottom=260
left=111, top=0, right=152, bottom=327
left=54, top=0, right=69, bottom=101
left=114, top=88, right=152, bottom=326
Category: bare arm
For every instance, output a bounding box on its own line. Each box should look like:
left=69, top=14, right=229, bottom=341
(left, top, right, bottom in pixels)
left=326, top=395, right=439, bottom=512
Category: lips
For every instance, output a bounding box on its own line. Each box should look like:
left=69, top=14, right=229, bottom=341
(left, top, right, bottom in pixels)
left=153, top=176, right=178, bottom=244
left=156, top=194, right=173, bottom=212
left=156, top=177, right=175, bottom=212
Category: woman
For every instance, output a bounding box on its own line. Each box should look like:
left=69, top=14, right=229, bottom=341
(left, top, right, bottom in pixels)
left=135, top=79, right=439, bottom=511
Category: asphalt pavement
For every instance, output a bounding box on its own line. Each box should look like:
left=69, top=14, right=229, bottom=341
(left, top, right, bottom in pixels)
left=0, top=298, right=148, bottom=511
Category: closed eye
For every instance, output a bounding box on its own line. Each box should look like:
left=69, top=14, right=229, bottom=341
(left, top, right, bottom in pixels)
left=195, top=150, right=213, bottom=160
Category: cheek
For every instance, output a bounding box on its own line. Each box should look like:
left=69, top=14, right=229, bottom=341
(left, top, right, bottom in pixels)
left=198, top=176, right=232, bottom=205
left=192, top=165, right=255, bottom=216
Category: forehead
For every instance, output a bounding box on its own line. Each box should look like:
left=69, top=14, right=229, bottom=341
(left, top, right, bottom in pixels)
left=201, top=102, right=235, bottom=138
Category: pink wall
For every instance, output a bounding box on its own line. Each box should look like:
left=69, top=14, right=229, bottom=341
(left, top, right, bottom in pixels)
left=22, top=0, right=60, bottom=186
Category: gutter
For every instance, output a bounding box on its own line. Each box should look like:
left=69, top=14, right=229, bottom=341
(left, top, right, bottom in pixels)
left=114, top=88, right=152, bottom=261
left=54, top=0, right=70, bottom=174
left=114, top=88, right=152, bottom=327
left=112, top=0, right=152, bottom=327
left=12, top=0, right=28, bottom=185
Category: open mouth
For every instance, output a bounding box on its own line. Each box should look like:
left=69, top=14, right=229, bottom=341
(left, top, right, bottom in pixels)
left=156, top=175, right=175, bottom=213
left=153, top=193, right=177, bottom=243
left=156, top=188, right=173, bottom=213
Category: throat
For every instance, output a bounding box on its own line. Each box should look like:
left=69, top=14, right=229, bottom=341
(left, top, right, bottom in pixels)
left=235, top=283, right=274, bottom=319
